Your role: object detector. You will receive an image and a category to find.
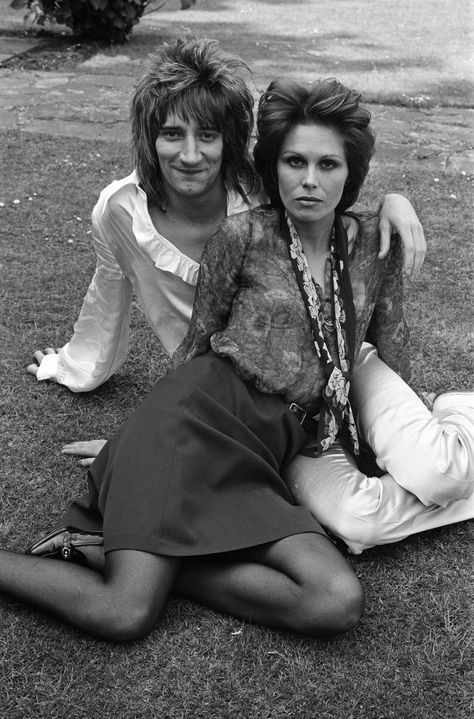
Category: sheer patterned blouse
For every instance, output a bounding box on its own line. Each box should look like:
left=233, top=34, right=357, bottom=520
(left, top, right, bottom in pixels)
left=173, top=206, right=411, bottom=416
left=35, top=171, right=261, bottom=392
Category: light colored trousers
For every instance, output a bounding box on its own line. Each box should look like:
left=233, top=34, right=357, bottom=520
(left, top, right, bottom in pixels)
left=284, top=344, right=474, bottom=554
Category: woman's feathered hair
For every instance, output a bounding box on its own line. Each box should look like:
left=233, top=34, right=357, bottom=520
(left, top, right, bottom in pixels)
left=254, top=77, right=375, bottom=212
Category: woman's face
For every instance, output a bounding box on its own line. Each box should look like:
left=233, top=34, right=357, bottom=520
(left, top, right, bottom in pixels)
left=277, top=122, right=349, bottom=230
left=155, top=112, right=224, bottom=200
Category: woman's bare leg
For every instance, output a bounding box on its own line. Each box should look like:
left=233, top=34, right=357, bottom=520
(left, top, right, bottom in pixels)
left=45, top=533, right=363, bottom=637
left=20, top=533, right=362, bottom=637
left=0, top=548, right=180, bottom=641
left=175, top=532, right=363, bottom=637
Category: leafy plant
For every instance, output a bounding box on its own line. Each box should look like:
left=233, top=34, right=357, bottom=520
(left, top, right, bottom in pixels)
left=13, top=0, right=152, bottom=43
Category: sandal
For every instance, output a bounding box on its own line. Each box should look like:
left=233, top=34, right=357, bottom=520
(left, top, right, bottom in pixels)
left=25, top=526, right=104, bottom=566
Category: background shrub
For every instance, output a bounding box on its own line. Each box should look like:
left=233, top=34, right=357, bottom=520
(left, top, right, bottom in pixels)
left=20, top=0, right=151, bottom=43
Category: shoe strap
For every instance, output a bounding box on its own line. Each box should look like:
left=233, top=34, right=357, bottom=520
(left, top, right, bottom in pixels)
left=64, top=533, right=104, bottom=548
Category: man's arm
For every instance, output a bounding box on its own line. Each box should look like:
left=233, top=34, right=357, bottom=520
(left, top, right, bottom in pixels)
left=27, top=205, right=134, bottom=392
left=377, top=193, right=426, bottom=277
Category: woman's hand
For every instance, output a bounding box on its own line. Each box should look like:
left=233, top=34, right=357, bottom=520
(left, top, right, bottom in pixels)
left=27, top=347, right=58, bottom=376
left=61, top=439, right=107, bottom=467
left=378, top=194, right=426, bottom=276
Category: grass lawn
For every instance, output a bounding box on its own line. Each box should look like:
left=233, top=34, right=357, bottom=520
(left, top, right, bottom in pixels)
left=0, top=130, right=473, bottom=718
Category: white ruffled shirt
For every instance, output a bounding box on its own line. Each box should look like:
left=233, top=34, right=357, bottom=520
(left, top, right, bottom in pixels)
left=37, top=171, right=262, bottom=392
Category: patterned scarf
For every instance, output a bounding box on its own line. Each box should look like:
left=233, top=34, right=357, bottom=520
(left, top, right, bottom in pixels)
left=283, top=211, right=359, bottom=456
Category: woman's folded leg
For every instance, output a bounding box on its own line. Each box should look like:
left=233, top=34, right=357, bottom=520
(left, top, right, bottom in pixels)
left=174, top=531, right=364, bottom=637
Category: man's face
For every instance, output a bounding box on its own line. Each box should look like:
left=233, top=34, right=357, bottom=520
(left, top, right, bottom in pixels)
left=155, top=113, right=224, bottom=200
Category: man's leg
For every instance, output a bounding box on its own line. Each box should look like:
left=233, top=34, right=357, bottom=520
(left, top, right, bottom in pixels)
left=175, top=532, right=364, bottom=637
left=282, top=344, right=474, bottom=553
left=351, top=344, right=474, bottom=506
left=284, top=445, right=474, bottom=554
left=0, top=548, right=181, bottom=641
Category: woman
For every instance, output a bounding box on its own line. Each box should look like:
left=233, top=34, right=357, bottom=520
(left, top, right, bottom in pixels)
left=4, top=77, right=470, bottom=642
left=251, top=81, right=474, bottom=552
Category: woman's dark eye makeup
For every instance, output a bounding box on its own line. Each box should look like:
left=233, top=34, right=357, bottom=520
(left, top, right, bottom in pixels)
left=283, top=154, right=339, bottom=169
left=285, top=155, right=304, bottom=167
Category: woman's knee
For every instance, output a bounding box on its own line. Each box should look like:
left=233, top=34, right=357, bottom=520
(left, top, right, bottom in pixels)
left=103, top=601, right=158, bottom=642
left=98, top=550, right=179, bottom=642
left=281, top=535, right=364, bottom=637
left=85, top=589, right=160, bottom=642
left=327, top=571, right=365, bottom=634
left=296, top=569, right=364, bottom=637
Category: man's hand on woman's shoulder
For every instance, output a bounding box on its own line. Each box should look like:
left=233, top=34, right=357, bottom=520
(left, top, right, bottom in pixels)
left=377, top=193, right=426, bottom=277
